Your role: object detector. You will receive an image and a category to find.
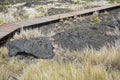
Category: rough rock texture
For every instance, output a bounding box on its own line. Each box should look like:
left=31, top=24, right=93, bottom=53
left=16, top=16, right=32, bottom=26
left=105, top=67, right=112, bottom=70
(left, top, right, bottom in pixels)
left=100, top=14, right=120, bottom=28
left=53, top=26, right=117, bottom=50
left=99, top=9, right=120, bottom=28
left=6, top=38, right=55, bottom=59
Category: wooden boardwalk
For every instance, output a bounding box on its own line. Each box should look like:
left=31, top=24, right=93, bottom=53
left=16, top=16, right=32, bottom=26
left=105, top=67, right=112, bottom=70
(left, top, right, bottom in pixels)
left=0, top=3, right=120, bottom=45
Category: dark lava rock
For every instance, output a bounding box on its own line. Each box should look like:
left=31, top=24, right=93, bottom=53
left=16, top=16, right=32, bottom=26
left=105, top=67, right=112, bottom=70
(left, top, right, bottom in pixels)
left=107, top=16, right=119, bottom=28
left=53, top=27, right=117, bottom=50
left=100, top=14, right=120, bottom=28
left=6, top=38, right=54, bottom=59
left=114, top=12, right=120, bottom=24
left=100, top=9, right=120, bottom=28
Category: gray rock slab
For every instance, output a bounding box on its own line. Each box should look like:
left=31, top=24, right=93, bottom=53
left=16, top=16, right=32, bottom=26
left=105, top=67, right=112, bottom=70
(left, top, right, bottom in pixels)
left=6, top=38, right=55, bottom=59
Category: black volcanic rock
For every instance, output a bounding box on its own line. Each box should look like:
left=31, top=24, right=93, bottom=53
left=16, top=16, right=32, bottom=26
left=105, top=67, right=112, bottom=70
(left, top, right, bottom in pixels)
left=53, top=26, right=117, bottom=50
left=6, top=38, right=54, bottom=59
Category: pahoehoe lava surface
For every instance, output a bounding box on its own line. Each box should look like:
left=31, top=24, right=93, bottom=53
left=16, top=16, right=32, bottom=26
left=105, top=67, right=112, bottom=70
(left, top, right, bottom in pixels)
left=53, top=26, right=117, bottom=50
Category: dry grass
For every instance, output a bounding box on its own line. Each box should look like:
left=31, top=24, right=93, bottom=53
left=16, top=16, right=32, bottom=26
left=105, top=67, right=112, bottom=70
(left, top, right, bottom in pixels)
left=19, top=61, right=107, bottom=80
left=11, top=28, right=55, bottom=40
left=0, top=47, right=8, bottom=59
left=0, top=44, right=120, bottom=80
left=0, top=47, right=27, bottom=80
left=19, top=59, right=120, bottom=80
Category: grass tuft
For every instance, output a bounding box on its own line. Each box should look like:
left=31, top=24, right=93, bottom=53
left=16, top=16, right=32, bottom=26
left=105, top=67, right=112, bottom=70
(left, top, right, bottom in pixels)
left=0, top=45, right=120, bottom=80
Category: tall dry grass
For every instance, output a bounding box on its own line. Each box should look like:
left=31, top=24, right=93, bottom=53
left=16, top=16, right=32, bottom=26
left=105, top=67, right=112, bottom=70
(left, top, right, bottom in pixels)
left=0, top=44, right=120, bottom=80
left=11, top=28, right=56, bottom=40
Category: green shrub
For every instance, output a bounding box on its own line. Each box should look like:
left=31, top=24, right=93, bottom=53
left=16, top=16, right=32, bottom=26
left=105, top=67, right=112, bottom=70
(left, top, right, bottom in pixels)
left=92, top=16, right=101, bottom=24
